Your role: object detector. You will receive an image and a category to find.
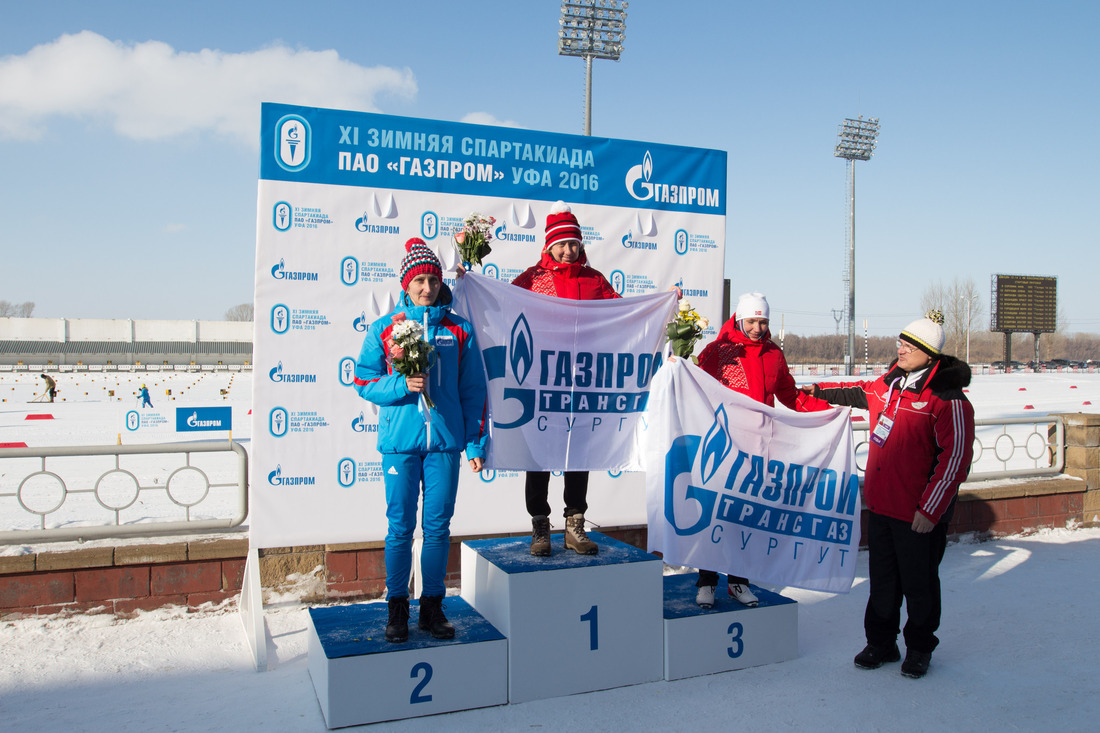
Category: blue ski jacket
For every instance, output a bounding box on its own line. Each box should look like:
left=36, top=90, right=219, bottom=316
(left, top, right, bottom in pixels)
left=353, top=287, right=488, bottom=459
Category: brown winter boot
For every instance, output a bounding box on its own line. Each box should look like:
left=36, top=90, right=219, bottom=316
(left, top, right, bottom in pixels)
left=531, top=515, right=551, bottom=557
left=564, top=514, right=598, bottom=555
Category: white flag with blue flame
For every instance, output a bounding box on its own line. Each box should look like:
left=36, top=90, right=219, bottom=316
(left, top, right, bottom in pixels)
left=645, top=358, right=860, bottom=593
left=453, top=272, right=678, bottom=471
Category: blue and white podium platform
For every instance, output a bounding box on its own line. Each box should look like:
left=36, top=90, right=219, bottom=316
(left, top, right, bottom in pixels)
left=661, top=573, right=798, bottom=681
left=461, top=532, right=664, bottom=703
left=307, top=597, right=507, bottom=728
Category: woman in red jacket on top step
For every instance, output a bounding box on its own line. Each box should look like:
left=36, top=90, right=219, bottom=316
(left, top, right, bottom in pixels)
left=692, top=292, right=832, bottom=609
left=511, top=201, right=619, bottom=557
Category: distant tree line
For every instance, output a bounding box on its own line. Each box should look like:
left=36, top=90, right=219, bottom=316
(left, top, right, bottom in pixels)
left=0, top=301, right=35, bottom=317
left=780, top=331, right=1100, bottom=365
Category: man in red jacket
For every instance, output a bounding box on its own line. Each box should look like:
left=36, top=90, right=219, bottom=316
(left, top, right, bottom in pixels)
left=806, top=310, right=974, bottom=678
left=512, top=201, right=620, bottom=557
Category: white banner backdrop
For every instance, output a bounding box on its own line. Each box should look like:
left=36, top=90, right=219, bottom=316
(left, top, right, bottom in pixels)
left=250, top=103, right=727, bottom=549
left=645, top=359, right=860, bottom=593
left=452, top=273, right=677, bottom=472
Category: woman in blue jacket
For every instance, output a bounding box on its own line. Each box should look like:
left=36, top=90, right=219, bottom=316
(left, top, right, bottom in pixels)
left=354, top=238, right=488, bottom=643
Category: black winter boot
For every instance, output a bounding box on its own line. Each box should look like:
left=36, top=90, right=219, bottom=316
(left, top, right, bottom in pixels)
left=417, top=595, right=455, bottom=640
left=385, top=597, right=410, bottom=643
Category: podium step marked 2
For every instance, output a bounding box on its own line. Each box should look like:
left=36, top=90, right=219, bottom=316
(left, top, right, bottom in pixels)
left=662, top=573, right=798, bottom=680
left=461, top=531, right=664, bottom=703
left=307, top=597, right=507, bottom=728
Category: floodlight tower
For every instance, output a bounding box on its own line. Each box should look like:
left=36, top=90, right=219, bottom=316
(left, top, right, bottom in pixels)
left=834, top=116, right=880, bottom=375
left=558, top=0, right=628, bottom=136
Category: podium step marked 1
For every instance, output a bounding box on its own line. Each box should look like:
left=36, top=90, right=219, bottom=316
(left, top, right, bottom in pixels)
left=661, top=573, right=798, bottom=680
left=461, top=531, right=664, bottom=704
left=307, top=596, right=507, bottom=728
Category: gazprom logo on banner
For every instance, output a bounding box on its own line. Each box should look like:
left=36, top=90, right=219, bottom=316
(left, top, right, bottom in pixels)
left=494, top=220, right=537, bottom=244
left=682, top=288, right=709, bottom=299
left=267, top=464, right=316, bottom=486
left=625, top=150, right=721, bottom=209
left=509, top=314, right=534, bottom=384
left=663, top=405, right=858, bottom=540
left=352, top=311, right=370, bottom=332
left=275, top=114, right=310, bottom=172
left=610, top=270, right=626, bottom=295
left=351, top=412, right=377, bottom=433
left=176, top=407, right=232, bottom=432
left=621, top=232, right=657, bottom=251
left=268, top=361, right=317, bottom=384
left=482, top=263, right=501, bottom=280
left=341, top=256, right=359, bottom=286
left=421, top=211, right=439, bottom=240
left=674, top=229, right=689, bottom=256
left=271, top=259, right=318, bottom=282
left=339, top=357, right=357, bottom=386
left=270, top=407, right=289, bottom=437
left=271, top=305, right=290, bottom=334
left=337, top=458, right=356, bottom=488
left=488, top=312, right=662, bottom=430
left=273, top=202, right=292, bottom=232
left=355, top=211, right=370, bottom=232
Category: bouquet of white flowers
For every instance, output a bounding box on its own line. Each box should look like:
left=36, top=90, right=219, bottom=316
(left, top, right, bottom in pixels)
left=385, top=314, right=436, bottom=409
left=453, top=212, right=496, bottom=267
left=666, top=299, right=710, bottom=360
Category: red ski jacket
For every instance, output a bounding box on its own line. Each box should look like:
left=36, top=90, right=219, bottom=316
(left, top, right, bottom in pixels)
left=815, top=357, right=975, bottom=524
left=697, top=321, right=831, bottom=412
left=511, top=250, right=620, bottom=301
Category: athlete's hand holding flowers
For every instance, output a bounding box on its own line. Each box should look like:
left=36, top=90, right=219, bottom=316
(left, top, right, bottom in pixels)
left=386, top=313, right=436, bottom=409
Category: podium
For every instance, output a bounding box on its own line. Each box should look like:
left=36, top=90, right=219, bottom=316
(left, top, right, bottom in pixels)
left=306, top=533, right=804, bottom=723
left=307, top=597, right=507, bottom=728
left=461, top=531, right=664, bottom=703
left=661, top=573, right=798, bottom=680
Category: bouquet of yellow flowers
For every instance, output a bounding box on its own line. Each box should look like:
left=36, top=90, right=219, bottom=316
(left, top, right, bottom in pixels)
left=385, top=314, right=436, bottom=409
left=667, top=299, right=709, bottom=360
left=453, top=212, right=496, bottom=267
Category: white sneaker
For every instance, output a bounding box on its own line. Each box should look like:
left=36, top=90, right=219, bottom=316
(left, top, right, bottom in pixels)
left=729, top=583, right=759, bottom=607
left=695, top=585, right=716, bottom=609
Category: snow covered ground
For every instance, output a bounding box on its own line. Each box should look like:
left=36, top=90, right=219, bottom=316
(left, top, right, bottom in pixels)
left=1, top=527, right=1097, bottom=731
left=2, top=370, right=1099, bottom=731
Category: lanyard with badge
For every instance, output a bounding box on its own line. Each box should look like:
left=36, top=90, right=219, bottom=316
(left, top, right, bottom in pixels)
left=870, top=377, right=905, bottom=447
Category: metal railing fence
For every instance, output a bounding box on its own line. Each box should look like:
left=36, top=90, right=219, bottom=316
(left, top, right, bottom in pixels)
left=0, top=441, right=248, bottom=544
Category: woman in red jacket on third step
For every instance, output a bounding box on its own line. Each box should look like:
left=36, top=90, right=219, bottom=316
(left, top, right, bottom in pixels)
left=512, top=201, right=619, bottom=557
left=692, top=292, right=832, bottom=608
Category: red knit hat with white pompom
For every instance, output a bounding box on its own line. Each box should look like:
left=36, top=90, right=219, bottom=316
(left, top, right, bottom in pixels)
left=399, top=237, right=443, bottom=291
left=544, top=201, right=583, bottom=252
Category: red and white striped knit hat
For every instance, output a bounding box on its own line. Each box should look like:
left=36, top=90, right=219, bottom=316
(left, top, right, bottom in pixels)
left=544, top=201, right=583, bottom=252
left=399, top=238, right=443, bottom=290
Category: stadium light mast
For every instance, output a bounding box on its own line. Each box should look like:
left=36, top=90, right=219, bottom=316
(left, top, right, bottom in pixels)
left=834, top=116, right=880, bottom=376
left=558, top=0, right=628, bottom=136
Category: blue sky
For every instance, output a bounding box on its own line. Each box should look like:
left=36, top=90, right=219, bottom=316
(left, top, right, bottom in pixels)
left=1, top=1, right=1097, bottom=336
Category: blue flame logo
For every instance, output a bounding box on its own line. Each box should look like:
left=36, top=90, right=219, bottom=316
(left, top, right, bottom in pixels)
left=268, top=464, right=283, bottom=485
left=700, top=405, right=732, bottom=484
left=509, top=314, right=534, bottom=384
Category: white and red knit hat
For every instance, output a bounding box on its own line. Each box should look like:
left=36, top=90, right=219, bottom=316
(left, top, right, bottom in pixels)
left=544, top=201, right=582, bottom=252
left=735, top=292, right=770, bottom=321
left=399, top=238, right=442, bottom=290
